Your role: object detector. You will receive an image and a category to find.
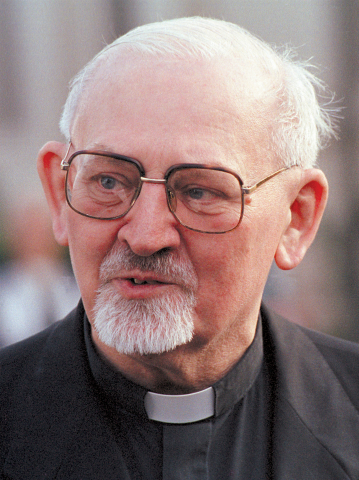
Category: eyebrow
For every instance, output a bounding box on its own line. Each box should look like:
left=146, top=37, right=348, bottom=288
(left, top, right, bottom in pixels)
left=75, top=143, right=244, bottom=180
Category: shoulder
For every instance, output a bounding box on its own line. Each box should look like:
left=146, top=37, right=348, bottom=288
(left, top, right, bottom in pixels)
left=0, top=302, right=86, bottom=393
left=261, top=306, right=359, bottom=477
left=261, top=304, right=359, bottom=410
left=262, top=304, right=359, bottom=362
left=263, top=304, right=359, bottom=353
left=0, top=302, right=99, bottom=475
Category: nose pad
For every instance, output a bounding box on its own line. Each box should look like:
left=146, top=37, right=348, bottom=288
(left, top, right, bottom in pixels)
left=167, top=187, right=177, bottom=213
left=129, top=182, right=143, bottom=212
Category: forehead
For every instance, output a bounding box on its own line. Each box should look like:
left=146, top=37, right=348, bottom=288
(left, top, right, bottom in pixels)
left=72, top=50, right=276, bottom=175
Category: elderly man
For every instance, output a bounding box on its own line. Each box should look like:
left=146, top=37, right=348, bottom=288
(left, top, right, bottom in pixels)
left=1, top=17, right=358, bottom=479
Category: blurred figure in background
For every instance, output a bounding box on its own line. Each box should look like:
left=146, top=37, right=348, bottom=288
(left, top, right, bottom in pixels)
left=0, top=196, right=79, bottom=346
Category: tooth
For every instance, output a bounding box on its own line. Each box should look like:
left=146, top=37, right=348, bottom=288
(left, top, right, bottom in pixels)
left=132, top=279, right=159, bottom=285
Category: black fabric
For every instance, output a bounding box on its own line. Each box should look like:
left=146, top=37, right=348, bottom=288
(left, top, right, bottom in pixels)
left=84, top=312, right=264, bottom=420
left=84, top=313, right=268, bottom=479
left=0, top=301, right=359, bottom=479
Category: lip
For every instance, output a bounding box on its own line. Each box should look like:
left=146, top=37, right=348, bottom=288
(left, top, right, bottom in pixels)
left=109, top=271, right=176, bottom=300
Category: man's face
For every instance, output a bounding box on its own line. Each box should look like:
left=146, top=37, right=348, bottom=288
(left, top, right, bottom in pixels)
left=65, top=53, right=294, bottom=359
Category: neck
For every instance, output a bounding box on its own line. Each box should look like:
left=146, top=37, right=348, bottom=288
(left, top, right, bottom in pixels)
left=91, top=320, right=257, bottom=394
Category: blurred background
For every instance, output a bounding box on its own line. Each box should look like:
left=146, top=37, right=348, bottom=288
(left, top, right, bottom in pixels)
left=0, top=0, right=358, bottom=346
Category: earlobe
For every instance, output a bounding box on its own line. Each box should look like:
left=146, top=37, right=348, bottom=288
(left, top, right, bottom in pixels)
left=37, top=141, right=69, bottom=246
left=275, top=169, right=328, bottom=271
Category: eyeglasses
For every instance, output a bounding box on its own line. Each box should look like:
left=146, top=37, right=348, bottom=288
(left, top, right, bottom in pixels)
left=61, top=147, right=291, bottom=234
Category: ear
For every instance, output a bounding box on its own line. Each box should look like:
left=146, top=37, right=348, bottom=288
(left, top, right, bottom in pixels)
left=275, top=168, right=328, bottom=270
left=37, top=141, right=69, bottom=246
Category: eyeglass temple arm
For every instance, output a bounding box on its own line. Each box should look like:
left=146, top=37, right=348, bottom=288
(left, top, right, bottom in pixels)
left=242, top=167, right=290, bottom=195
left=60, top=143, right=72, bottom=171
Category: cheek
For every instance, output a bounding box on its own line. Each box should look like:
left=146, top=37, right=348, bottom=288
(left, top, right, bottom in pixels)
left=188, top=219, right=279, bottom=329
left=66, top=213, right=122, bottom=311
left=188, top=231, right=252, bottom=317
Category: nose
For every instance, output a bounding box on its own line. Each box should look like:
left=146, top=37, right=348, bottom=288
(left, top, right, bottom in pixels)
left=117, top=181, right=181, bottom=256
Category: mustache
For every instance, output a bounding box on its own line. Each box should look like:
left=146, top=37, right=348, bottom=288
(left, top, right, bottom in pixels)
left=99, top=245, right=198, bottom=291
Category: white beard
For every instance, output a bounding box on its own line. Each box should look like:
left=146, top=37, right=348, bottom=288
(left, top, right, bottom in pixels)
left=93, top=246, right=198, bottom=355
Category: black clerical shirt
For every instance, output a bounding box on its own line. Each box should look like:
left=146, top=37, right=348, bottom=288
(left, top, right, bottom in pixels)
left=84, top=317, right=273, bottom=480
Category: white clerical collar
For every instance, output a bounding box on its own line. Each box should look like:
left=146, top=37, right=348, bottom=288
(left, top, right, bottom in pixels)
left=144, top=387, right=215, bottom=424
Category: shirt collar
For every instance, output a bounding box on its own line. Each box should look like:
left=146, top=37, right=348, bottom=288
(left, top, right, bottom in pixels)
left=84, top=314, right=263, bottom=423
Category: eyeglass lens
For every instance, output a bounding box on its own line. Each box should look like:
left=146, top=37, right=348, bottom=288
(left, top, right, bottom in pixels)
left=65, top=153, right=243, bottom=233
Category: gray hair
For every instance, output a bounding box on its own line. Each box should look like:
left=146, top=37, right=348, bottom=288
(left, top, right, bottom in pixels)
left=59, top=16, right=338, bottom=169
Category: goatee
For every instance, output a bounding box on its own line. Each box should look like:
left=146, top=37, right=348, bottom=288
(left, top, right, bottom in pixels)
left=93, top=245, right=198, bottom=355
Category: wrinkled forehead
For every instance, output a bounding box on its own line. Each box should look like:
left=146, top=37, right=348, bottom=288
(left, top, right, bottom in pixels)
left=73, top=47, right=281, bottom=171
left=82, top=41, right=279, bottom=109
left=95, top=43, right=278, bottom=94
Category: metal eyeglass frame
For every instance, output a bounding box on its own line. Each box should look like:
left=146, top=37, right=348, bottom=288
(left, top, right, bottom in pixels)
left=60, top=143, right=292, bottom=234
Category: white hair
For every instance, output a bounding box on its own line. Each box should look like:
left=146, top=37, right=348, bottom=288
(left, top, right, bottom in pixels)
left=93, top=243, right=198, bottom=355
left=59, top=16, right=338, bottom=169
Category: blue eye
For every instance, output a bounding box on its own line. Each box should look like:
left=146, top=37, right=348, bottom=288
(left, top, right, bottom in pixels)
left=188, top=188, right=204, bottom=200
left=100, top=176, right=117, bottom=189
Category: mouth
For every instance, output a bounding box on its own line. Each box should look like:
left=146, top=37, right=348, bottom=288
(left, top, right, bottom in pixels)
left=108, top=274, right=173, bottom=300
left=130, top=278, right=166, bottom=286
